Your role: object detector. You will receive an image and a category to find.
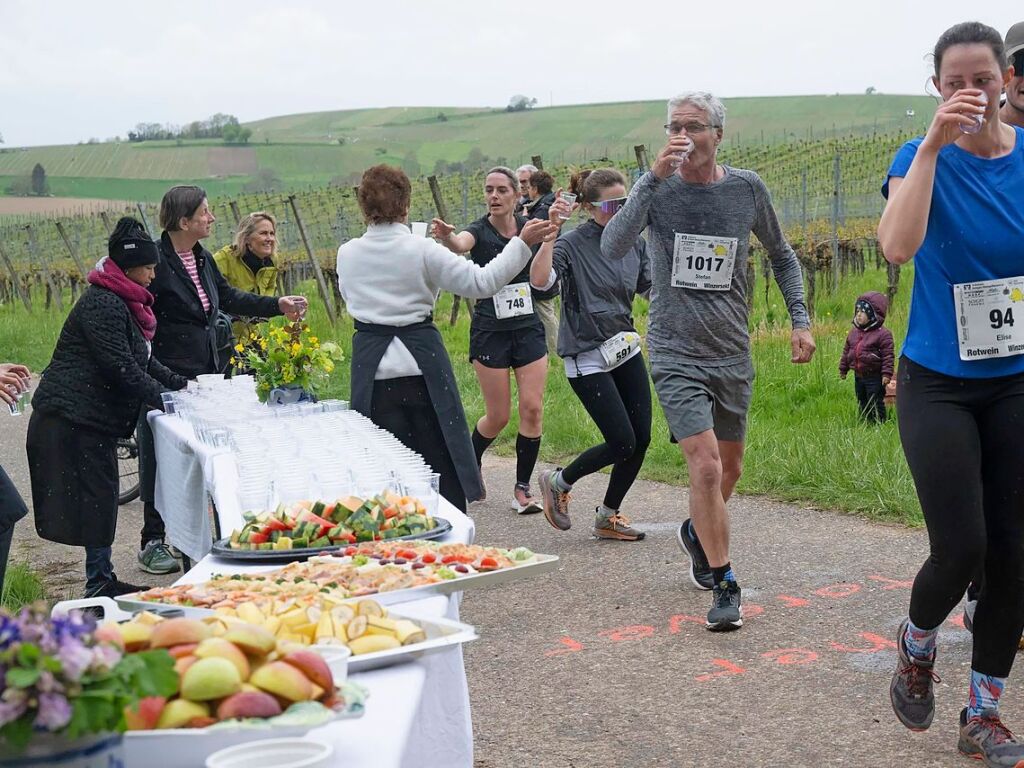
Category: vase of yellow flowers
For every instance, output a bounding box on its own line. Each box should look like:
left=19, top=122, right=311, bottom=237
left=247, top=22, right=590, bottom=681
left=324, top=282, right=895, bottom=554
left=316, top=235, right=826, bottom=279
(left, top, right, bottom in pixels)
left=232, top=317, right=343, bottom=405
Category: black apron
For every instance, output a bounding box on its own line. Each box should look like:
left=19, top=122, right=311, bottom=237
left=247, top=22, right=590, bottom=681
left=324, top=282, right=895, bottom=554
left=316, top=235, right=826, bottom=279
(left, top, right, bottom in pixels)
left=350, top=318, right=483, bottom=502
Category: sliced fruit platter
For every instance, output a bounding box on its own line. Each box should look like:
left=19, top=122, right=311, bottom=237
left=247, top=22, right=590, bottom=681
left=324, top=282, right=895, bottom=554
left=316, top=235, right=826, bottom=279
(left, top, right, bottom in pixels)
left=214, top=492, right=451, bottom=561
left=123, top=541, right=558, bottom=611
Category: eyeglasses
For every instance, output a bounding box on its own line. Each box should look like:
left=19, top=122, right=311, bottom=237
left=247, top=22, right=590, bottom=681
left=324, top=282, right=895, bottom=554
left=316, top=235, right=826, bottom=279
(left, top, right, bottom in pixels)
left=664, top=122, right=715, bottom=135
left=590, top=196, right=628, bottom=214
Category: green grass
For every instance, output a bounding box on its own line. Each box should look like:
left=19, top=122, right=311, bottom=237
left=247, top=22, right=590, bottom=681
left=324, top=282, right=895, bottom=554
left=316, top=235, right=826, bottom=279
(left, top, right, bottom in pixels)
left=1, top=562, right=47, bottom=612
left=0, top=94, right=936, bottom=202
left=3, top=258, right=919, bottom=526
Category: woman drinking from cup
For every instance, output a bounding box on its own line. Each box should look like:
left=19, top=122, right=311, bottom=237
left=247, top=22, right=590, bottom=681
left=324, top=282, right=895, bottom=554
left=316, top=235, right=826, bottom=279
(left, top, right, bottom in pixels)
left=880, top=21, right=1024, bottom=764
left=530, top=169, right=651, bottom=541
left=338, top=165, right=556, bottom=512
left=433, top=167, right=551, bottom=512
left=27, top=218, right=187, bottom=598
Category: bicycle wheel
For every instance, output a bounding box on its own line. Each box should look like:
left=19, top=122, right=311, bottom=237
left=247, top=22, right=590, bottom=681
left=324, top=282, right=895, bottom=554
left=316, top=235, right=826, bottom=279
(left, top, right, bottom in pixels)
left=117, top=434, right=141, bottom=505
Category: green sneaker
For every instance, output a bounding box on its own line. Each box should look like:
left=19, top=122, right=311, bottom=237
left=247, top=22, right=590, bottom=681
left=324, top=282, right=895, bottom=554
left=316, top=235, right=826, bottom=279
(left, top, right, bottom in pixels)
left=138, top=540, right=181, bottom=575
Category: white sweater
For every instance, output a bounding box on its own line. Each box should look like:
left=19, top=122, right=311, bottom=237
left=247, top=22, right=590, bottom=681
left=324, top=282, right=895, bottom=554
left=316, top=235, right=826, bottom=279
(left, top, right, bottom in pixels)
left=337, top=222, right=533, bottom=379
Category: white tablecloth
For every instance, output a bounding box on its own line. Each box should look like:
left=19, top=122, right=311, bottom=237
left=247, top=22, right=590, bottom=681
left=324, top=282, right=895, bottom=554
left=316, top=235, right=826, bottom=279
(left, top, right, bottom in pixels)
left=151, top=409, right=477, bottom=767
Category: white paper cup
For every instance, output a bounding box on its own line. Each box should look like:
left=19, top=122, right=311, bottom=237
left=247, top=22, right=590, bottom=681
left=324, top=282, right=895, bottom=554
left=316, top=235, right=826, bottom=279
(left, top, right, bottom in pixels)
left=310, top=643, right=351, bottom=685
left=410, top=222, right=428, bottom=237
left=205, top=738, right=333, bottom=768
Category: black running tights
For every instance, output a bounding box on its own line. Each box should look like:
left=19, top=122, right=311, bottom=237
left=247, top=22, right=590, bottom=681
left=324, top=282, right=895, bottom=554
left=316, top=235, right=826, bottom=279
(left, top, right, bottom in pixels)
left=898, top=356, right=1024, bottom=676
left=562, top=353, right=652, bottom=510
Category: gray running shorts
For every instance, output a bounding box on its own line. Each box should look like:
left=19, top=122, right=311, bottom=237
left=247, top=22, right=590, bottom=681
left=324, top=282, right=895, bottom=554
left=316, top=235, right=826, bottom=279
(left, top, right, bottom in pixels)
left=649, top=356, right=754, bottom=443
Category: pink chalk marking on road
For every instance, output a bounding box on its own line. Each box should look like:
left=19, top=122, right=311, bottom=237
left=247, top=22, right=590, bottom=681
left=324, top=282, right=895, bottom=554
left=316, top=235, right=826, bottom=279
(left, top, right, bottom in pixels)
left=830, top=632, right=896, bottom=653
left=598, top=625, right=656, bottom=643
left=544, top=637, right=584, bottom=657
left=813, top=583, right=862, bottom=599
left=761, top=648, right=819, bottom=665
left=868, top=575, right=914, bottom=590
left=695, top=659, right=747, bottom=682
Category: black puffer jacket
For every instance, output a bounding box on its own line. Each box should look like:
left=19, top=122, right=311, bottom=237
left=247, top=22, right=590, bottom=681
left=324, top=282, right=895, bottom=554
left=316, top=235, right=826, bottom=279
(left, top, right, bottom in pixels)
left=32, top=285, right=187, bottom=437
left=151, top=232, right=282, bottom=378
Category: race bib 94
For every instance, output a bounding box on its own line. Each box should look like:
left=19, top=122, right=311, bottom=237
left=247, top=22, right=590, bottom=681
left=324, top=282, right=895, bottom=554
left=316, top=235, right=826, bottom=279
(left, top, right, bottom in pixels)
left=671, top=233, right=738, bottom=291
left=954, top=277, right=1024, bottom=361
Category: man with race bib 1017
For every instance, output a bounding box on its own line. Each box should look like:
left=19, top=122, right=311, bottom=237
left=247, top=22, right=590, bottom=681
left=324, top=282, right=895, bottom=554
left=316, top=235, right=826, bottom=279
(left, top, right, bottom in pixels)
left=602, top=91, right=815, bottom=631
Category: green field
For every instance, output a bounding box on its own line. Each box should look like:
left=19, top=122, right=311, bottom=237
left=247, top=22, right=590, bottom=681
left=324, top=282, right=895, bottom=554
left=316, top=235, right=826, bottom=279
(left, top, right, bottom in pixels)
left=0, top=94, right=936, bottom=202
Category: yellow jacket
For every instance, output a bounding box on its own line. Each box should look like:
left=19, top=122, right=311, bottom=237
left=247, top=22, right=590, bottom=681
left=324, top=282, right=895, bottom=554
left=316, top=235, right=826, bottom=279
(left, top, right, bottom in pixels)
left=212, top=244, right=279, bottom=343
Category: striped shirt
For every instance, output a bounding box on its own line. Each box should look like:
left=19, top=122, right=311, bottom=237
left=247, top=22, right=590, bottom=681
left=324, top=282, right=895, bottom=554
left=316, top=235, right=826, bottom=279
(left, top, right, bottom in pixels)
left=177, top=249, right=211, bottom=313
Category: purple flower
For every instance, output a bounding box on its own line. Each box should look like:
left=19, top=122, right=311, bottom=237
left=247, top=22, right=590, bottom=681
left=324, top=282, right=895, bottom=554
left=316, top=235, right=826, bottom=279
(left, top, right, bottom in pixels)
left=35, top=670, right=63, bottom=695
left=0, top=615, right=19, bottom=650
left=90, top=643, right=121, bottom=673
left=0, top=689, right=28, bottom=728
left=57, top=640, right=94, bottom=683
left=34, top=692, right=72, bottom=731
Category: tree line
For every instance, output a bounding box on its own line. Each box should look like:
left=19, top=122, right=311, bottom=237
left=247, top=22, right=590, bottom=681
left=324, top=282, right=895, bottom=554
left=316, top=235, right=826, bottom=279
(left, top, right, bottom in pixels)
left=127, top=113, right=252, bottom=144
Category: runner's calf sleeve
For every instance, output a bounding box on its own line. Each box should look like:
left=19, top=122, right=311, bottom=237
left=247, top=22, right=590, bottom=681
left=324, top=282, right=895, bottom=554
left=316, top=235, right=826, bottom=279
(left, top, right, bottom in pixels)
left=472, top=427, right=496, bottom=467
left=515, top=433, right=542, bottom=487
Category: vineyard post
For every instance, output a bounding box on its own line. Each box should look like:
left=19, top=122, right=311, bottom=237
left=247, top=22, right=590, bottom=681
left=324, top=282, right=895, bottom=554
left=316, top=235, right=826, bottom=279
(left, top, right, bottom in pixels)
left=286, top=195, right=338, bottom=325
left=0, top=240, right=31, bottom=312
left=831, top=153, right=840, bottom=292
left=634, top=145, right=649, bottom=173
left=229, top=201, right=242, bottom=226
left=54, top=221, right=87, bottom=278
left=25, top=225, right=63, bottom=312
left=461, top=174, right=469, bottom=229
left=99, top=210, right=113, bottom=235
left=428, top=175, right=473, bottom=325
left=135, top=203, right=154, bottom=235
left=531, top=155, right=544, bottom=171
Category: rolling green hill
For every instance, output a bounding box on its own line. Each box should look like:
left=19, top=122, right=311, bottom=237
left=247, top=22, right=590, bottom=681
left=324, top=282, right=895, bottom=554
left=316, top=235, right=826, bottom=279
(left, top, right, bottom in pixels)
left=0, top=94, right=936, bottom=202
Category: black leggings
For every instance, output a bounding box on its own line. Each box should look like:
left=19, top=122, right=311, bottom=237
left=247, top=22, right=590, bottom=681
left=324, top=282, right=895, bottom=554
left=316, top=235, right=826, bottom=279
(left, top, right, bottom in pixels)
left=898, top=356, right=1024, bottom=676
left=561, top=353, right=652, bottom=510
left=370, top=376, right=467, bottom=514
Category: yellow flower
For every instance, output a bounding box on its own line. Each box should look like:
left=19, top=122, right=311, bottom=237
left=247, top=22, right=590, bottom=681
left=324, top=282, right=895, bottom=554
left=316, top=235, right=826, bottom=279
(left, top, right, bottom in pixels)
left=259, top=340, right=267, bottom=350
left=229, top=356, right=236, bottom=365
left=234, top=343, right=244, bottom=353
left=310, top=337, right=319, bottom=344
left=291, top=343, right=302, bottom=354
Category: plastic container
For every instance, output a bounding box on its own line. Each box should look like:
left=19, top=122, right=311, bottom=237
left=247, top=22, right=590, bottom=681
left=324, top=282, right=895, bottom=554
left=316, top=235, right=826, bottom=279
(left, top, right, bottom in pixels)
left=204, top=738, right=332, bottom=768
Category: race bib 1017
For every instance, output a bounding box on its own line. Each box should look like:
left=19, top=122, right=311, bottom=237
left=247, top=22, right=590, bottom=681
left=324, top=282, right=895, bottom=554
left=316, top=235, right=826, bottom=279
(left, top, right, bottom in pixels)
left=670, top=233, right=738, bottom=291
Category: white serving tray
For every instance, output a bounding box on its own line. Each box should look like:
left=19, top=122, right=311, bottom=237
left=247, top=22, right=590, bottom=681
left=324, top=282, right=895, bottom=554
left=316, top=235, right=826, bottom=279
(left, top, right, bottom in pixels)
left=115, top=552, right=560, bottom=615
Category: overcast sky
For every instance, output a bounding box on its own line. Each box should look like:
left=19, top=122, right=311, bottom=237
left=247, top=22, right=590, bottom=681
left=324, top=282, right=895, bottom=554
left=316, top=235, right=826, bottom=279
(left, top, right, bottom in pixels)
left=0, top=0, right=1018, bottom=147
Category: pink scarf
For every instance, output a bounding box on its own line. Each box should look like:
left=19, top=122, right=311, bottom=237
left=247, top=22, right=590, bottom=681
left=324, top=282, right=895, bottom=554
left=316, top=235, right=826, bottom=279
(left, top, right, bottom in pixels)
left=88, top=257, right=157, bottom=341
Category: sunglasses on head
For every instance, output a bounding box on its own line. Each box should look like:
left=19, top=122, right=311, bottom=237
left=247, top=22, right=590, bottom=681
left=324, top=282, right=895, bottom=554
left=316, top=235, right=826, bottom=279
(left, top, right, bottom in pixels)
left=590, top=196, right=628, bottom=214
left=1014, top=50, right=1024, bottom=76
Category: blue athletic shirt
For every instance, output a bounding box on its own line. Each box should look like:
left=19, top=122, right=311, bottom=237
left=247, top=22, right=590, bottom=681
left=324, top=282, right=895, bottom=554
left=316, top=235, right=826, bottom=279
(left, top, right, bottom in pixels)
left=882, top=126, right=1024, bottom=379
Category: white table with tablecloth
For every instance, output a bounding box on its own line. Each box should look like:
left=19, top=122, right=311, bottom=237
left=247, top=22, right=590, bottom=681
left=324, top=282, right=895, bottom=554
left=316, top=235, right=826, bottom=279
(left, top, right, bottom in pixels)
left=146, top=409, right=476, bottom=768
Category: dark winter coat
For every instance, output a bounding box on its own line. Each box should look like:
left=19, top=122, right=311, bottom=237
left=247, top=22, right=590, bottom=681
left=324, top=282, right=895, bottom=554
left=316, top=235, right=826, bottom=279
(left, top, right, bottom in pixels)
left=839, top=291, right=895, bottom=379
left=31, top=285, right=188, bottom=437
left=151, top=232, right=282, bottom=378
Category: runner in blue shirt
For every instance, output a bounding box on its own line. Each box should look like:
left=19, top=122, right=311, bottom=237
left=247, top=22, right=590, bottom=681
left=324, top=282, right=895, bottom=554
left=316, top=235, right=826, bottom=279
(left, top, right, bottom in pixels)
left=881, top=21, right=1024, bottom=765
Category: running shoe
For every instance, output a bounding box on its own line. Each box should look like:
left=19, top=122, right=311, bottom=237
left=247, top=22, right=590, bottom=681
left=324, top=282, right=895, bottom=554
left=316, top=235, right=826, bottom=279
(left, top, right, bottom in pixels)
left=958, top=708, right=1024, bottom=767
left=513, top=482, right=543, bottom=515
left=706, top=580, right=743, bottom=632
left=138, top=540, right=181, bottom=575
left=85, top=578, right=147, bottom=599
left=538, top=470, right=571, bottom=530
left=593, top=510, right=646, bottom=541
left=676, top=519, right=714, bottom=590
left=890, top=617, right=939, bottom=731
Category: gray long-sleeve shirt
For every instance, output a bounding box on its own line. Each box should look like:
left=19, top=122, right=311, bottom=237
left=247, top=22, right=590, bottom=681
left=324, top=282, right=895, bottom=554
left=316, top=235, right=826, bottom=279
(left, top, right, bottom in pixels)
left=601, top=168, right=809, bottom=365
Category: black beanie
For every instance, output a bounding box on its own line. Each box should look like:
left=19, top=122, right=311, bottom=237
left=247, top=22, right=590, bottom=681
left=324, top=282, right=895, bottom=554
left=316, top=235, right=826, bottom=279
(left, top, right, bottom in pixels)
left=108, top=216, right=160, bottom=270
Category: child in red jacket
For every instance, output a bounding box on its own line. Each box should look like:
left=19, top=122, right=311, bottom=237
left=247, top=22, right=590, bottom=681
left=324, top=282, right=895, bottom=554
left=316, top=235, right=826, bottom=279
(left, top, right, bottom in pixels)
left=839, top=291, right=895, bottom=423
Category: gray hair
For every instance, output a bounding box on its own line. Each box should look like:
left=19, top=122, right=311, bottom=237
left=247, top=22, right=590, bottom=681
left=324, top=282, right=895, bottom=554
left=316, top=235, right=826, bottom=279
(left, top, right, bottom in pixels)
left=667, top=91, right=726, bottom=129
left=516, top=164, right=538, bottom=175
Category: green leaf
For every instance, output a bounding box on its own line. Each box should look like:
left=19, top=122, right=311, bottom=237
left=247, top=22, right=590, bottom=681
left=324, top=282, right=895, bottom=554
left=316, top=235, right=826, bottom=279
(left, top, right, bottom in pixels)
left=16, top=643, right=40, bottom=667
left=6, top=667, right=40, bottom=688
left=0, top=715, right=34, bottom=751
